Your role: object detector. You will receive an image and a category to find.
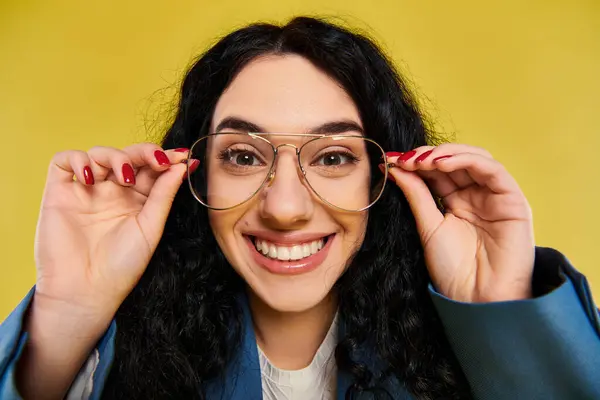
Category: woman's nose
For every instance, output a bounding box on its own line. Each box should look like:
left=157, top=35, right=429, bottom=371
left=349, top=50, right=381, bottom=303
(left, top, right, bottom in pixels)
left=258, top=151, right=314, bottom=228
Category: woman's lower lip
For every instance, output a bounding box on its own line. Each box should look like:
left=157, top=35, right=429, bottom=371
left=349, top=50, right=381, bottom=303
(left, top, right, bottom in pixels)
left=245, top=235, right=334, bottom=275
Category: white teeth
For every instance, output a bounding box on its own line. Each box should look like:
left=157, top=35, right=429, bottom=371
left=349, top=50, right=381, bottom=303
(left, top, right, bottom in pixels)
left=290, top=246, right=303, bottom=260
left=253, top=237, right=327, bottom=261
left=277, top=247, right=291, bottom=261
left=302, top=244, right=311, bottom=257
left=268, top=244, right=277, bottom=259
left=311, top=241, right=318, bottom=253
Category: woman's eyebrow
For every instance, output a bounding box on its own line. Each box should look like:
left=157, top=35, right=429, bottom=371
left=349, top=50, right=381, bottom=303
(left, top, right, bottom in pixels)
left=309, top=121, right=364, bottom=135
left=214, top=117, right=364, bottom=135
left=215, top=117, right=264, bottom=133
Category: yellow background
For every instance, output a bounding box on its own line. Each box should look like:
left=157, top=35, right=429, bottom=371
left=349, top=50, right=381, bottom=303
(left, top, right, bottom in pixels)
left=1, top=0, right=599, bottom=319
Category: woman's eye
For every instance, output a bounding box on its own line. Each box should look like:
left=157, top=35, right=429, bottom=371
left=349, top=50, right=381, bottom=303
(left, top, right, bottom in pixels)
left=229, top=150, right=262, bottom=166
left=316, top=152, right=353, bottom=166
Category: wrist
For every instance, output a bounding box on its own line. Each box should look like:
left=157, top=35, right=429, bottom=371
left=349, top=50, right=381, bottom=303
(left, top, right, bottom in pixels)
left=16, top=292, right=114, bottom=400
left=470, top=282, right=533, bottom=303
left=27, top=290, right=116, bottom=340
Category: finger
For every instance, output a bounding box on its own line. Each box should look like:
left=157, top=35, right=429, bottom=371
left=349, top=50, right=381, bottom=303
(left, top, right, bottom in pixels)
left=386, top=147, right=469, bottom=197
left=47, top=150, right=95, bottom=185
left=389, top=145, right=491, bottom=190
left=414, top=169, right=460, bottom=198
left=433, top=152, right=520, bottom=194
left=121, top=143, right=188, bottom=170
left=86, top=146, right=139, bottom=186
left=387, top=144, right=493, bottom=172
left=388, top=167, right=444, bottom=243
left=116, top=148, right=190, bottom=197
left=381, top=163, right=455, bottom=197
left=97, top=143, right=180, bottom=184
left=446, top=170, right=475, bottom=188
left=386, top=146, right=434, bottom=169
left=413, top=167, right=475, bottom=193
left=137, top=162, right=188, bottom=247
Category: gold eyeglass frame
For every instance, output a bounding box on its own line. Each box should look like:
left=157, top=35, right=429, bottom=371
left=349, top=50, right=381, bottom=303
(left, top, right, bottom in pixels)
left=185, top=132, right=393, bottom=212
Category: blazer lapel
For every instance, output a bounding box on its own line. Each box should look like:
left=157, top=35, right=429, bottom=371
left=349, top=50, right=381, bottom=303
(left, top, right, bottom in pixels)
left=206, top=293, right=263, bottom=400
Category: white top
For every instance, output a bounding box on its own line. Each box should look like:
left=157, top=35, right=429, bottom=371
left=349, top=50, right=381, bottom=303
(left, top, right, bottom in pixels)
left=67, top=314, right=339, bottom=400
left=257, top=312, right=338, bottom=400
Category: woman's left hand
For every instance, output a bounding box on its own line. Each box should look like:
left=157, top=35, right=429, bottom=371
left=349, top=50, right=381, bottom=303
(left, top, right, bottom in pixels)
left=384, top=144, right=535, bottom=303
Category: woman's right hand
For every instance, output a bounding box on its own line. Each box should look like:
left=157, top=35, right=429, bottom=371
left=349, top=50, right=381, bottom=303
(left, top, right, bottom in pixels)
left=16, top=144, right=192, bottom=399
left=33, top=144, right=190, bottom=319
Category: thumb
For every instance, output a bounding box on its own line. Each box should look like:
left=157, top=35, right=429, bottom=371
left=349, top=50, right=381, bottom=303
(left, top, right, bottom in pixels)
left=388, top=167, right=444, bottom=243
left=138, top=162, right=187, bottom=244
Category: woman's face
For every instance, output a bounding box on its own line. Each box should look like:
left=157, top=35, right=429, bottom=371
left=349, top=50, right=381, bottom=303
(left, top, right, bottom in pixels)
left=208, top=54, right=369, bottom=312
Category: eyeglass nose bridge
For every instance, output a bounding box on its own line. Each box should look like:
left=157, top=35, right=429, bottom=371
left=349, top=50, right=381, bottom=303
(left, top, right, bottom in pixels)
left=267, top=143, right=304, bottom=187
left=273, top=143, right=300, bottom=153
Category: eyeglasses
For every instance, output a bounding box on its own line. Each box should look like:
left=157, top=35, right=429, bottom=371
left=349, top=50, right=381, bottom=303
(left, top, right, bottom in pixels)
left=185, top=132, right=390, bottom=212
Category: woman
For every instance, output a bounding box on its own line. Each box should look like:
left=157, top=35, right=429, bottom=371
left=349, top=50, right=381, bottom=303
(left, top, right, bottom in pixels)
left=1, top=16, right=599, bottom=400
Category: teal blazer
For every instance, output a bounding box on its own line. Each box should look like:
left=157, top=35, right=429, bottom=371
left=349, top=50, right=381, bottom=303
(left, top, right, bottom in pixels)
left=1, top=247, right=600, bottom=399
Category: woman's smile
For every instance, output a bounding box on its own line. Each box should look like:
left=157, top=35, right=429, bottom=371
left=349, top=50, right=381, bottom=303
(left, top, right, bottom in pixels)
left=244, top=232, right=336, bottom=275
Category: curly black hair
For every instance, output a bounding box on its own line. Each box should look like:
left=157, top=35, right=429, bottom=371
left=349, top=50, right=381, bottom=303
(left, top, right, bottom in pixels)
left=102, top=16, right=472, bottom=400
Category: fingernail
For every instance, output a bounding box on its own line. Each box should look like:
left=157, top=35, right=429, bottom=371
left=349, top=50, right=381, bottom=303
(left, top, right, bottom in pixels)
left=83, top=166, right=94, bottom=185
left=174, top=148, right=189, bottom=153
left=415, top=149, right=434, bottom=163
left=398, top=150, right=417, bottom=162
left=122, top=163, right=136, bottom=184
left=189, top=159, right=200, bottom=174
left=154, top=150, right=170, bottom=166
left=384, top=151, right=403, bottom=158
left=433, top=155, right=452, bottom=162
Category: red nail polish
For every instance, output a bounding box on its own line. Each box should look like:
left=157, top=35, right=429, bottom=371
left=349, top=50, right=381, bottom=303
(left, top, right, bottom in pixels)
left=154, top=150, right=170, bottom=166
left=433, top=155, right=452, bottom=162
left=83, top=166, right=94, bottom=185
left=385, top=151, right=403, bottom=158
left=415, top=149, right=434, bottom=163
left=189, top=159, right=200, bottom=174
left=399, top=150, right=417, bottom=162
left=122, top=163, right=136, bottom=184
left=174, top=148, right=189, bottom=153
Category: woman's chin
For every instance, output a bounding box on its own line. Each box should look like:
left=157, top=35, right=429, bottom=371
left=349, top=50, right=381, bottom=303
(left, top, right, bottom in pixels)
left=249, top=284, right=334, bottom=313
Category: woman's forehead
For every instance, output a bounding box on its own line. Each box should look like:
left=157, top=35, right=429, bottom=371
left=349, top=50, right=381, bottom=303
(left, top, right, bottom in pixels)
left=211, top=54, right=362, bottom=134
